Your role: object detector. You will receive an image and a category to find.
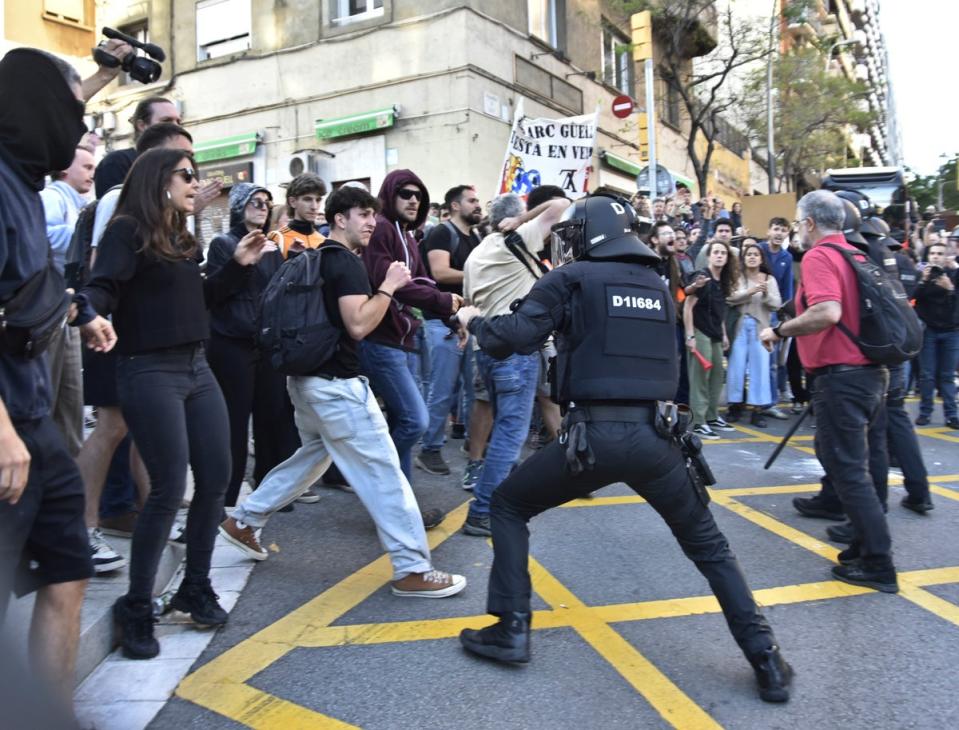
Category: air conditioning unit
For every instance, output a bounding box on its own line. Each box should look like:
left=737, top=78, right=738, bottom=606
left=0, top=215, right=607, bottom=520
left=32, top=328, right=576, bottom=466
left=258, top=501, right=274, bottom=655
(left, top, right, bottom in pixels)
left=286, top=151, right=322, bottom=178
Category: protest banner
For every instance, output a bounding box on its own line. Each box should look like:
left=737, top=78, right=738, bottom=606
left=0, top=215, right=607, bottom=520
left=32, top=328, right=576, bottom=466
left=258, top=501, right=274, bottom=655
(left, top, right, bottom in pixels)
left=498, top=100, right=598, bottom=199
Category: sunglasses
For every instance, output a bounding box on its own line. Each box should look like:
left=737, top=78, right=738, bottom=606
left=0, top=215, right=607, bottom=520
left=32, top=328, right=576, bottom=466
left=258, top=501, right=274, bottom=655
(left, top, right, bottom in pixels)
left=397, top=189, right=422, bottom=201
left=248, top=199, right=273, bottom=210
left=172, top=167, right=198, bottom=184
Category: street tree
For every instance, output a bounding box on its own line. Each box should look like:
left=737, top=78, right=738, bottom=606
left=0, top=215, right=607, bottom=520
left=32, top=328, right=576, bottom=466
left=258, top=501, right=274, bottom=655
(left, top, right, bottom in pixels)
left=907, top=156, right=959, bottom=212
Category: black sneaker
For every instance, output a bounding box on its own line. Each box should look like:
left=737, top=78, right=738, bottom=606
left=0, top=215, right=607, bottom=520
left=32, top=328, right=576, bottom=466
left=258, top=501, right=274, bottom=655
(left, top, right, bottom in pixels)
left=170, top=579, right=228, bottom=627
left=749, top=645, right=792, bottom=703
left=725, top=404, right=743, bottom=423
left=826, top=521, right=855, bottom=544
left=707, top=417, right=736, bottom=432
left=837, top=544, right=859, bottom=565
left=915, top=415, right=931, bottom=426
left=451, top=423, right=466, bottom=439
left=460, top=612, right=531, bottom=663
left=792, top=495, right=845, bottom=521
left=463, top=513, right=492, bottom=537
left=421, top=508, right=446, bottom=530
left=831, top=562, right=898, bottom=593
left=947, top=418, right=959, bottom=430
left=113, top=596, right=159, bottom=660
left=901, top=496, right=934, bottom=514
left=750, top=411, right=768, bottom=428
left=415, top=450, right=451, bottom=476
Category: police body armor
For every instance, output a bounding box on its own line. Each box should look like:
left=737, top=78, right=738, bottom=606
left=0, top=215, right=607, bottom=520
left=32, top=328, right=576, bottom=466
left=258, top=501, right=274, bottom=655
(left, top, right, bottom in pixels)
left=552, top=259, right=678, bottom=405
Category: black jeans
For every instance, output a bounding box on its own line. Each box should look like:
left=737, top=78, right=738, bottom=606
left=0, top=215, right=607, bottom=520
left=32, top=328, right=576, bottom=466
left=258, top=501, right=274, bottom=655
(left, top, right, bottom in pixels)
left=117, top=345, right=230, bottom=601
left=207, top=333, right=300, bottom=506
left=811, top=367, right=892, bottom=565
left=487, top=418, right=776, bottom=659
left=817, top=363, right=929, bottom=508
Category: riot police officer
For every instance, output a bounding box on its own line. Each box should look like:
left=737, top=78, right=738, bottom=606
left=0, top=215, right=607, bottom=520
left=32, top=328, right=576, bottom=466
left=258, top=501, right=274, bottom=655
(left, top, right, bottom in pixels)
left=454, top=194, right=792, bottom=703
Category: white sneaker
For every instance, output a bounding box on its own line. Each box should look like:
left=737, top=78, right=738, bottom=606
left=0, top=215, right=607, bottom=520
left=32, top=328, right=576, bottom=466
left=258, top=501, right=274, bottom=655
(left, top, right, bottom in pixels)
left=692, top=424, right=720, bottom=440
left=296, top=487, right=321, bottom=504
left=89, top=528, right=127, bottom=573
left=762, top=406, right=789, bottom=420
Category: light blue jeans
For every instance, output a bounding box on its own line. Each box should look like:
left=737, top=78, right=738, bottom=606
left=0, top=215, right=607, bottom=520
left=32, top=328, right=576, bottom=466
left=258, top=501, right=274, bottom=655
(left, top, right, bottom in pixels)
left=233, top=375, right=432, bottom=580
left=727, top=316, right=772, bottom=406
left=422, top=319, right=473, bottom=452
left=470, top=352, right=540, bottom=518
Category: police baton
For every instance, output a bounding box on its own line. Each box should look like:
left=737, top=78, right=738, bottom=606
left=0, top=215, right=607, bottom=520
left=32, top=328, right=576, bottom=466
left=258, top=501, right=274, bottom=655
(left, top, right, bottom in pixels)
left=763, top=404, right=812, bottom=470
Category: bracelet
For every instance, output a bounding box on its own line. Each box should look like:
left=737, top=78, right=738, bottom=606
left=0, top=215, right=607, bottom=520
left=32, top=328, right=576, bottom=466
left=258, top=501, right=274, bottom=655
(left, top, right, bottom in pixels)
left=375, top=289, right=393, bottom=300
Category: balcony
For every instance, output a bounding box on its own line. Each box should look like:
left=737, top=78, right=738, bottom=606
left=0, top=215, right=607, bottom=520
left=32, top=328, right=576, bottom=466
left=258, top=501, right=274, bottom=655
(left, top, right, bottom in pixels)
left=649, top=1, right=718, bottom=58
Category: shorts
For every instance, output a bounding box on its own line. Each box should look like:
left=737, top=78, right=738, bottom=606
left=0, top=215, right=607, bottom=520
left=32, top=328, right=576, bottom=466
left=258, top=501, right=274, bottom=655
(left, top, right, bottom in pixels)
left=0, top=416, right=93, bottom=613
left=471, top=348, right=489, bottom=403
left=83, top=347, right=119, bottom=407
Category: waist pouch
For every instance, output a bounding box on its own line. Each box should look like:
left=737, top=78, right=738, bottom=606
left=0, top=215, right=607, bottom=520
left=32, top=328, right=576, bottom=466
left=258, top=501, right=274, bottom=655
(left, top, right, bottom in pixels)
left=0, top=264, right=71, bottom=359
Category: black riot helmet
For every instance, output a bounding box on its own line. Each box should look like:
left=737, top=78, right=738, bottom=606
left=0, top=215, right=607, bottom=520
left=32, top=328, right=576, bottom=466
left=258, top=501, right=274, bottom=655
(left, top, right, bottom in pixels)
left=550, top=193, right=660, bottom=267
left=834, top=189, right=877, bottom=219
left=841, top=198, right=868, bottom=246
left=860, top=215, right=900, bottom=250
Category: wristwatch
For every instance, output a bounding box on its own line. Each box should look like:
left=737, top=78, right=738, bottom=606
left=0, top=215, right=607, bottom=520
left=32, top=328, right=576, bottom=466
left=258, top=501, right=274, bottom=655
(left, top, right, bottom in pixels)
left=772, top=322, right=785, bottom=338
left=686, top=334, right=696, bottom=342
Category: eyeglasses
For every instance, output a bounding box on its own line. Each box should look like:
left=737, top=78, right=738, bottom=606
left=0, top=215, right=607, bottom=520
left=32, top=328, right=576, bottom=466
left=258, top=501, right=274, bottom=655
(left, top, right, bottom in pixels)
left=397, top=189, right=422, bottom=201
left=172, top=167, right=198, bottom=184
left=248, top=199, right=273, bottom=210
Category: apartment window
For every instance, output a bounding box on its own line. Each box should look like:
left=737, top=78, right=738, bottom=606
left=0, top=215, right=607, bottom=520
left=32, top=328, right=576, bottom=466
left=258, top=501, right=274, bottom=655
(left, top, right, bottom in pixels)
left=331, top=0, right=384, bottom=25
left=43, top=0, right=86, bottom=25
left=529, top=0, right=565, bottom=50
left=118, top=21, right=148, bottom=86
left=601, top=23, right=632, bottom=96
left=196, top=0, right=251, bottom=61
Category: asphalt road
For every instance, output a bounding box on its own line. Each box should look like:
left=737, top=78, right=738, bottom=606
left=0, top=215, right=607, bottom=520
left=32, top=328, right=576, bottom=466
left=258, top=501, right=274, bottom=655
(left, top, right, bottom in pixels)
left=152, top=398, right=959, bottom=729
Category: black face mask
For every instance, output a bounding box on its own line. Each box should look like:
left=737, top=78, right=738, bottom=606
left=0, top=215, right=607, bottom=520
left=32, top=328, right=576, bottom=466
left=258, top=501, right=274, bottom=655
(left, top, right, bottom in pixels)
left=0, top=48, right=88, bottom=190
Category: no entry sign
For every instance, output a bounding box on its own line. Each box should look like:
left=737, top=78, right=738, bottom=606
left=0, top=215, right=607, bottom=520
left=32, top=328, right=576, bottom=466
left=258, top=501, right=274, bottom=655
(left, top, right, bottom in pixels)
left=611, top=95, right=634, bottom=119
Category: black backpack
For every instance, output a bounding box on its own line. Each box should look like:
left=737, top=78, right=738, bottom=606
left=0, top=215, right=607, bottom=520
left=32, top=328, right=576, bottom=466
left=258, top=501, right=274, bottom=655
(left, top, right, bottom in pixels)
left=63, top=184, right=122, bottom=290
left=817, top=243, right=922, bottom=365
left=256, top=245, right=347, bottom=375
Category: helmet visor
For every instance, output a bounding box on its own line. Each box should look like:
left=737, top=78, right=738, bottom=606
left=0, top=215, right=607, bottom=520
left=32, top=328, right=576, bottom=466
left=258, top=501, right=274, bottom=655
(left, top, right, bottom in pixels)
left=550, top=219, right=583, bottom=268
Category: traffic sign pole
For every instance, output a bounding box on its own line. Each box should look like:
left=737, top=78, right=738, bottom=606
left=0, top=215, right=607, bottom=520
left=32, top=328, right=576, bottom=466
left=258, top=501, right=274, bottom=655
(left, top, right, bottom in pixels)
left=644, top=58, right=656, bottom=197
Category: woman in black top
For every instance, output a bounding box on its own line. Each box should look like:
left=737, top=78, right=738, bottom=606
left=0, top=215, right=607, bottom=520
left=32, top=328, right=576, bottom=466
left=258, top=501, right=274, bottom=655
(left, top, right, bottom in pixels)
left=683, top=240, right=740, bottom=439
left=80, top=148, right=270, bottom=659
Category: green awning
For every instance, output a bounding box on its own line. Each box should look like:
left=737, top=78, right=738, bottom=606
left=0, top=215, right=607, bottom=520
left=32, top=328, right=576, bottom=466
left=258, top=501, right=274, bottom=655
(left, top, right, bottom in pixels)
left=602, top=151, right=643, bottom=177
left=315, top=107, right=396, bottom=140
left=193, top=133, right=259, bottom=163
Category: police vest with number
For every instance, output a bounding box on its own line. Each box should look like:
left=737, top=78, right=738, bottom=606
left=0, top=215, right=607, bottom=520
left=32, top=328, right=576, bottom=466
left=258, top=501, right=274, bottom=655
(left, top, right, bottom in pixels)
left=553, top=260, right=678, bottom=403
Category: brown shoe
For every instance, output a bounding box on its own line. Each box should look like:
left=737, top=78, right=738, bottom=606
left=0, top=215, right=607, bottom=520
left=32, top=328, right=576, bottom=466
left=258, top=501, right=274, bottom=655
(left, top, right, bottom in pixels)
left=99, top=510, right=139, bottom=537
left=391, top=569, right=466, bottom=598
left=219, top=517, right=268, bottom=561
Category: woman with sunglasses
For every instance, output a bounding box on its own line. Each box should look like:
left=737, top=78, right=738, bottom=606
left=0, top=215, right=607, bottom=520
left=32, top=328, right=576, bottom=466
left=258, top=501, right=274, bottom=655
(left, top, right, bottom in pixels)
left=79, top=148, right=271, bottom=659
left=206, top=183, right=300, bottom=508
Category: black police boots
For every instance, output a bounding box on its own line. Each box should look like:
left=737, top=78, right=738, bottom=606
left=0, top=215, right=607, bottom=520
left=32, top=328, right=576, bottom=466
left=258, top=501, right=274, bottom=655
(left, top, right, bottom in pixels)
left=749, top=645, right=792, bottom=703
left=460, top=612, right=531, bottom=663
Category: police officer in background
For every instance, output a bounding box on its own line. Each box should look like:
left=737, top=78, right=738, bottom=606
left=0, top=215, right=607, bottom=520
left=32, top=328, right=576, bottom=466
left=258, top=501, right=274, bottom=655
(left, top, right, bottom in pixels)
left=453, top=194, right=792, bottom=703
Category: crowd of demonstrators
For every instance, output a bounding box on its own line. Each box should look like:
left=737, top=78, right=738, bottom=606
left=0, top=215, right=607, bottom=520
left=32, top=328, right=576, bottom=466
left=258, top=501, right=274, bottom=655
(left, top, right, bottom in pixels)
left=220, top=185, right=466, bottom=599
left=267, top=173, right=325, bottom=259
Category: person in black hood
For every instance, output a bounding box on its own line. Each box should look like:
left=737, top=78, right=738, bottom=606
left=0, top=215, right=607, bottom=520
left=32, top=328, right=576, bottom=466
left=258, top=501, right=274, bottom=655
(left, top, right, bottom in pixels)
left=207, top=183, right=300, bottom=507
left=0, top=48, right=116, bottom=716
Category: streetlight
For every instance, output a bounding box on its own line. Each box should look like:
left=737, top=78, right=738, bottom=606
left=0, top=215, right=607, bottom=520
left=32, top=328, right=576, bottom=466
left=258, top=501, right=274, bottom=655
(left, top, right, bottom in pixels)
left=824, top=37, right=861, bottom=72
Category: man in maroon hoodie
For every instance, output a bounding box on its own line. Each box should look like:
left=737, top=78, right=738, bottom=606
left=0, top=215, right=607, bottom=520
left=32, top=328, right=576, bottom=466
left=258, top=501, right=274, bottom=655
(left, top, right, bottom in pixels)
left=359, top=170, right=463, bottom=487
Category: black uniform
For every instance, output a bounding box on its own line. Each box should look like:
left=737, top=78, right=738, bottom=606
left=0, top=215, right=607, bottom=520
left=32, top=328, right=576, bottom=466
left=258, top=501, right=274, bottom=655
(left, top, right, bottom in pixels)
left=466, top=257, right=777, bottom=659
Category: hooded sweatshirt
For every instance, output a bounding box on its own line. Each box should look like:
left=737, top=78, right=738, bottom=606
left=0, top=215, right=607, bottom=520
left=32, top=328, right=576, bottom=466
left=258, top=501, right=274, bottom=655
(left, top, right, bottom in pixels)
left=207, top=183, right=284, bottom=339
left=364, top=169, right=453, bottom=350
left=0, top=48, right=87, bottom=419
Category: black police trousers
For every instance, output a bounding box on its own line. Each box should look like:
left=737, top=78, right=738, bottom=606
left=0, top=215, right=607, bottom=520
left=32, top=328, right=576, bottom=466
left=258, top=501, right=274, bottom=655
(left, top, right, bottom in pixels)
left=817, top=363, right=930, bottom=510
left=486, top=418, right=776, bottom=659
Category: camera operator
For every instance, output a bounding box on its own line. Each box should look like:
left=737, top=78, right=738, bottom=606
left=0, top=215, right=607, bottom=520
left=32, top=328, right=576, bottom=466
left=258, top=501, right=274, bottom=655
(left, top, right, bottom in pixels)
left=914, top=242, right=959, bottom=429
left=79, top=38, right=133, bottom=101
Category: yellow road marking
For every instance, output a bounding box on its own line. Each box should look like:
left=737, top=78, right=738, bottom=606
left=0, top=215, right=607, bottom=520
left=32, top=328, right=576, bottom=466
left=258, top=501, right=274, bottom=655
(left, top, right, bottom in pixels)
left=732, top=423, right=817, bottom=455
left=527, top=558, right=723, bottom=730
left=916, top=427, right=959, bottom=444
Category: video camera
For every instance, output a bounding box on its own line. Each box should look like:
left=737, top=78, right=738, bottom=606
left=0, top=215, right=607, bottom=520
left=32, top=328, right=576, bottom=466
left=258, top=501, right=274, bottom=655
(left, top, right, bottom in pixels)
left=93, top=27, right=165, bottom=85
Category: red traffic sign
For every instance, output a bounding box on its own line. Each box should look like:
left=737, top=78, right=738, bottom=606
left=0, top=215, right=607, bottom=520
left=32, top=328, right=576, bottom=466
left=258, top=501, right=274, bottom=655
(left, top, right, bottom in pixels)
left=611, top=95, right=634, bottom=119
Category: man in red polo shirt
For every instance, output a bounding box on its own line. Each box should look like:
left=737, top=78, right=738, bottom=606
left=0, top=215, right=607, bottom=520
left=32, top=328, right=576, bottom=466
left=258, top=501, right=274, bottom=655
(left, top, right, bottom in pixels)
left=760, top=190, right=896, bottom=593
